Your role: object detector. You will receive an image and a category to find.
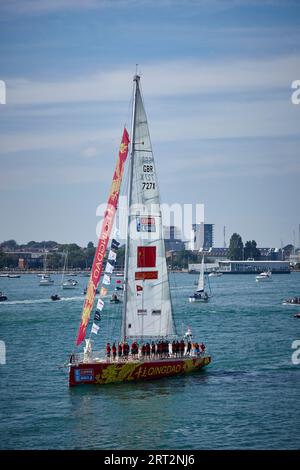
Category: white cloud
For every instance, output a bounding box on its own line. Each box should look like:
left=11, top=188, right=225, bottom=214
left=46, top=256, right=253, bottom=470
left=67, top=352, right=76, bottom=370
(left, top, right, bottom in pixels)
left=0, top=96, right=299, bottom=156
left=0, top=128, right=118, bottom=154
left=82, top=146, right=98, bottom=158
left=6, top=55, right=300, bottom=106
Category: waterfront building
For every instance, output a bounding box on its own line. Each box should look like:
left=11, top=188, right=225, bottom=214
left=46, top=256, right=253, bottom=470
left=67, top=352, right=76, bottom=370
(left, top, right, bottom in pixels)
left=188, top=259, right=290, bottom=274
left=190, top=223, right=214, bottom=251
left=163, top=225, right=185, bottom=252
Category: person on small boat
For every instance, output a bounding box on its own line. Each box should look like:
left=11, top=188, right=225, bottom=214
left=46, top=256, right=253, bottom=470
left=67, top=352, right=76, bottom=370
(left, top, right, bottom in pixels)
left=0, top=292, right=8, bottom=301
left=51, top=294, right=60, bottom=301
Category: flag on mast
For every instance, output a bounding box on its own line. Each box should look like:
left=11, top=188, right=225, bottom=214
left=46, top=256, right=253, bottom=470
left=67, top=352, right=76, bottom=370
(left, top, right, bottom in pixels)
left=76, top=128, right=129, bottom=346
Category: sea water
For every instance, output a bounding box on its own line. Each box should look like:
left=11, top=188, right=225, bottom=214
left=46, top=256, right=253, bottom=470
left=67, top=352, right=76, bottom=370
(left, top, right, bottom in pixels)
left=0, top=272, right=299, bottom=449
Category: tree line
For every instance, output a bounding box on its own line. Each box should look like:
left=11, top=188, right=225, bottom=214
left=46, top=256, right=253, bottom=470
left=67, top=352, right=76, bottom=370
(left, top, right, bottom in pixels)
left=0, top=237, right=297, bottom=270
left=0, top=240, right=121, bottom=270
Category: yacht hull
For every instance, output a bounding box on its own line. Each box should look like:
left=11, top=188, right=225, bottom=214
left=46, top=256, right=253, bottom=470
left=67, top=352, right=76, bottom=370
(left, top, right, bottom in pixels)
left=69, top=355, right=211, bottom=386
left=189, top=297, right=209, bottom=303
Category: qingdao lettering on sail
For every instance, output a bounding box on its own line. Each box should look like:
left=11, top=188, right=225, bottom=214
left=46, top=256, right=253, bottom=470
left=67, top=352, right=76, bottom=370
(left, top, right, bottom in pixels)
left=76, top=128, right=129, bottom=346
left=68, top=75, right=211, bottom=386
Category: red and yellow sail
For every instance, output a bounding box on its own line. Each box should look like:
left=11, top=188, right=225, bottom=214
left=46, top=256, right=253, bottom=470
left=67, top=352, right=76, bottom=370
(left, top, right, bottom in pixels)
left=76, top=128, right=130, bottom=346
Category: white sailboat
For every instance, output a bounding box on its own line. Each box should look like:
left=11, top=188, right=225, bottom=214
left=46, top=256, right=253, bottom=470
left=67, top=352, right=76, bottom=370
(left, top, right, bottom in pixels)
left=189, top=257, right=210, bottom=302
left=68, top=75, right=211, bottom=386
left=61, top=251, right=78, bottom=289
left=39, top=252, right=54, bottom=285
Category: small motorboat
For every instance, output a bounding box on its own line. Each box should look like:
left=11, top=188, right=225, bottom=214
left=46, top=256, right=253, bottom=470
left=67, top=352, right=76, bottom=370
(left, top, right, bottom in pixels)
left=8, top=274, right=21, bottom=278
left=61, top=279, right=78, bottom=289
left=51, top=294, right=61, bottom=301
left=0, top=292, right=8, bottom=302
left=40, top=275, right=54, bottom=286
left=294, top=313, right=300, bottom=318
left=282, top=297, right=300, bottom=305
left=256, top=270, right=272, bottom=282
left=208, top=271, right=223, bottom=277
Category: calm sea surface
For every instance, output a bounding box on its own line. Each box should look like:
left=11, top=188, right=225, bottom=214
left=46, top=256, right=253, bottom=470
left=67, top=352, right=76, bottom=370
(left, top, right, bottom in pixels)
left=0, top=272, right=299, bottom=450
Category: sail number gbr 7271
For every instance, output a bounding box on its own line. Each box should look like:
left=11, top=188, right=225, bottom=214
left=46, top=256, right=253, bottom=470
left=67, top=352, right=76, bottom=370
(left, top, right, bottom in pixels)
left=141, top=163, right=155, bottom=189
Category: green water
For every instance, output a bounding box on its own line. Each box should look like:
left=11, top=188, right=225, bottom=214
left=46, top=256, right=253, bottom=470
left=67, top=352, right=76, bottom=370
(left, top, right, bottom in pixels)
left=0, top=272, right=299, bottom=449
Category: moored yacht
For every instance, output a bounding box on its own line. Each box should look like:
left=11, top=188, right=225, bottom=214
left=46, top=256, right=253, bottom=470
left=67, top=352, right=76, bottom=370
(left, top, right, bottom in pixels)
left=256, top=270, right=272, bottom=282
left=208, top=271, right=223, bottom=278
left=39, top=274, right=54, bottom=285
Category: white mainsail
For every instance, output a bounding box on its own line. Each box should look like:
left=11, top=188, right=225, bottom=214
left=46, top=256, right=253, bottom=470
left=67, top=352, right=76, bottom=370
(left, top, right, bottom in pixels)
left=197, top=257, right=205, bottom=292
left=122, top=75, right=175, bottom=339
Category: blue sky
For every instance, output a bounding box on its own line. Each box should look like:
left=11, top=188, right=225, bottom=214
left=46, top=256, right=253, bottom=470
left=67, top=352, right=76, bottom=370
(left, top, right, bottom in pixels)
left=0, top=0, right=299, bottom=247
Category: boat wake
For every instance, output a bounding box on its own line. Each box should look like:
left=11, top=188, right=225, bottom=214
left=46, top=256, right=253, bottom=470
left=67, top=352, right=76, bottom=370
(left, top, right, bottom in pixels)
left=0, top=296, right=84, bottom=306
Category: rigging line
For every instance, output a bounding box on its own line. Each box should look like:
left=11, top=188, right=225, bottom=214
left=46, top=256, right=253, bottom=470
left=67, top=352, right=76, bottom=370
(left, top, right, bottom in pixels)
left=108, top=305, right=119, bottom=343
left=170, top=270, right=179, bottom=330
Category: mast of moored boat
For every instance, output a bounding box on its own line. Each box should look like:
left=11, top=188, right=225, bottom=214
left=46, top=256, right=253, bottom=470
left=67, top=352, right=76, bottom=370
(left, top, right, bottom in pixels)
left=122, top=75, right=139, bottom=342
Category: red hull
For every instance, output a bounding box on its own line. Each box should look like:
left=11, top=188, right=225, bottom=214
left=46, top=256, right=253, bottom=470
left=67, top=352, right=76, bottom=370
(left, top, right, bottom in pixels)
left=69, top=355, right=211, bottom=386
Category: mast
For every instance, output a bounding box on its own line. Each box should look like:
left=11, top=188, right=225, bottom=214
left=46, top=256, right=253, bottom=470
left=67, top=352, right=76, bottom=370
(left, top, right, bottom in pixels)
left=122, top=75, right=175, bottom=340
left=61, top=251, right=68, bottom=285
left=197, top=256, right=204, bottom=292
left=122, top=75, right=139, bottom=340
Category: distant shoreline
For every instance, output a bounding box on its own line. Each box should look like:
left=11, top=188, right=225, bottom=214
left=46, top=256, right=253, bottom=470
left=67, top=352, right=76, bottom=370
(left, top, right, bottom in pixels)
left=1, top=269, right=299, bottom=275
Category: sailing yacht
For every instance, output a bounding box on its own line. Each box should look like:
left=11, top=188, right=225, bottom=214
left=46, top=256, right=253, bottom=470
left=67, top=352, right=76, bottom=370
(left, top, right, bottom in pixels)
left=61, top=252, right=78, bottom=289
left=68, top=75, right=211, bottom=386
left=39, top=252, right=54, bottom=285
left=189, top=257, right=210, bottom=302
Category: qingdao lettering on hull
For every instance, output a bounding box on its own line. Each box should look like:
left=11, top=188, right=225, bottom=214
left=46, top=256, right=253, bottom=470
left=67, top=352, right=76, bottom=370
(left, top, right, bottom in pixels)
left=69, top=357, right=211, bottom=386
